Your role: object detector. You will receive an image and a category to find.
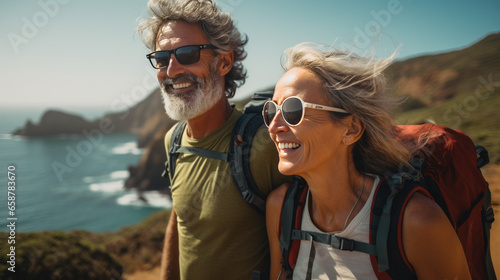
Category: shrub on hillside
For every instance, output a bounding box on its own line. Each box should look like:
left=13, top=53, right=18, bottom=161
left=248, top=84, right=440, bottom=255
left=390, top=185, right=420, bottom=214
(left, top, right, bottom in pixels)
left=0, top=231, right=122, bottom=280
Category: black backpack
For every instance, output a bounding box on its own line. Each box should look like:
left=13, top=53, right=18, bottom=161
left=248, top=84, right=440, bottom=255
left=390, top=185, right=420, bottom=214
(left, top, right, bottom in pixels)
left=162, top=91, right=273, bottom=215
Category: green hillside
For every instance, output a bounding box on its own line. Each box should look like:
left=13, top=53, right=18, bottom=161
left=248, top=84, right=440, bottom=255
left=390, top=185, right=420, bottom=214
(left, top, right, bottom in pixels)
left=386, top=32, right=500, bottom=104
left=0, top=210, right=170, bottom=279
left=388, top=33, right=500, bottom=163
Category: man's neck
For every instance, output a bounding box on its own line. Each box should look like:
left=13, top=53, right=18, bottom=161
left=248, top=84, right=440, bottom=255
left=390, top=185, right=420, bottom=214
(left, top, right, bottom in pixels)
left=185, top=97, right=233, bottom=139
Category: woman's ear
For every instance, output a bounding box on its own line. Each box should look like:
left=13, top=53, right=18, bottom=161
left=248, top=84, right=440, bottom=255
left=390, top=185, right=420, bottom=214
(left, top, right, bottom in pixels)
left=343, top=116, right=365, bottom=145
left=218, top=51, right=234, bottom=76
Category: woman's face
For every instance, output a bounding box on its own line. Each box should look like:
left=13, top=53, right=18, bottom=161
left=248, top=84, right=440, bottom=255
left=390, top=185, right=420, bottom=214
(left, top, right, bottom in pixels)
left=267, top=67, right=348, bottom=177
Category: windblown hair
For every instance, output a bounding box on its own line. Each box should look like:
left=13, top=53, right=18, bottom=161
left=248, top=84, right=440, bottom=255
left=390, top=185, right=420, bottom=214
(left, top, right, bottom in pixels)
left=137, top=0, right=247, bottom=98
left=281, top=43, right=412, bottom=175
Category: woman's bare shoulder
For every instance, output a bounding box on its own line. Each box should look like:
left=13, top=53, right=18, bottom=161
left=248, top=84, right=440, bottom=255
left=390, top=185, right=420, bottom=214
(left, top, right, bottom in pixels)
left=267, top=183, right=291, bottom=212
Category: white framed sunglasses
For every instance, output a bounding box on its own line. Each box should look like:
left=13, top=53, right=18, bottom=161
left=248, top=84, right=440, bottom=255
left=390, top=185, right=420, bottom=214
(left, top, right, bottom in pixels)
left=262, top=96, right=349, bottom=127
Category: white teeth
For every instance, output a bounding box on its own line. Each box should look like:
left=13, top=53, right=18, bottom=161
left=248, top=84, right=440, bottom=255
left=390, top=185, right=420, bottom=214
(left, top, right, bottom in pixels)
left=172, top=82, right=192, bottom=89
left=278, top=142, right=300, bottom=149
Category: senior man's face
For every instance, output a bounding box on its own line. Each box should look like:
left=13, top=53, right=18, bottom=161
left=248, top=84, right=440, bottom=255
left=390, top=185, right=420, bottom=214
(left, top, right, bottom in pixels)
left=155, top=21, right=224, bottom=121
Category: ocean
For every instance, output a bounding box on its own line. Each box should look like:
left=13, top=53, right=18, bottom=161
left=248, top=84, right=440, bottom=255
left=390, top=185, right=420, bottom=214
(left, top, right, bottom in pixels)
left=0, top=107, right=171, bottom=233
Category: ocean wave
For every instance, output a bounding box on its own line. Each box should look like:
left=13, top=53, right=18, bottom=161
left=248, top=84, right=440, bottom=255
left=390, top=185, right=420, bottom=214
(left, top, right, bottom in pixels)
left=0, top=134, right=25, bottom=141
left=83, top=170, right=129, bottom=184
left=89, top=180, right=125, bottom=193
left=83, top=176, right=94, bottom=183
left=111, top=141, right=143, bottom=155
left=117, top=191, right=172, bottom=208
left=110, top=170, right=129, bottom=179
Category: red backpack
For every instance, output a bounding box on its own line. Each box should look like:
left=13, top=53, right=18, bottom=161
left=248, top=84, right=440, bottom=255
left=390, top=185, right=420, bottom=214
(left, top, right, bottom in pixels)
left=279, top=124, right=496, bottom=279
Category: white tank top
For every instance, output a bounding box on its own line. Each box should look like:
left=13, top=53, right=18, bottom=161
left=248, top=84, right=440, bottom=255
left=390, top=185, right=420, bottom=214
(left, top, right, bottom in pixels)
left=292, top=175, right=380, bottom=280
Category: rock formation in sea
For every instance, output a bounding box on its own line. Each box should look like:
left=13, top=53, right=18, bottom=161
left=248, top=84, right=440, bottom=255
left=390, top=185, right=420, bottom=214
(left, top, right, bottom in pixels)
left=12, top=110, right=98, bottom=137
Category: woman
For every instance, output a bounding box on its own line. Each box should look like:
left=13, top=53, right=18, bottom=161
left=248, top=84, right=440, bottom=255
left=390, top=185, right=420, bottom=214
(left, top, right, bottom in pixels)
left=264, top=43, right=471, bottom=279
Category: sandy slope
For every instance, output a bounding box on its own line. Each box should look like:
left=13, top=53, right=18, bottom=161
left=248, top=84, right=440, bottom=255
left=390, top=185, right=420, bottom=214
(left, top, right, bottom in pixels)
left=125, top=165, right=500, bottom=279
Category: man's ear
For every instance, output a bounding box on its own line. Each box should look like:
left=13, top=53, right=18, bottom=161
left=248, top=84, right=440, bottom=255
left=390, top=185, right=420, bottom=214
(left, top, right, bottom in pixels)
left=218, top=51, right=234, bottom=76
left=343, top=116, right=365, bottom=145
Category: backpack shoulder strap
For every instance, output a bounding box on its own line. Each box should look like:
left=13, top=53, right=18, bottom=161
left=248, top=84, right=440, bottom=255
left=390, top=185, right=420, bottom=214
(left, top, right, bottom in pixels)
left=229, top=113, right=267, bottom=215
left=164, top=120, right=231, bottom=180
left=369, top=174, right=430, bottom=280
left=279, top=176, right=382, bottom=277
left=279, top=176, right=308, bottom=277
left=163, top=121, right=187, bottom=181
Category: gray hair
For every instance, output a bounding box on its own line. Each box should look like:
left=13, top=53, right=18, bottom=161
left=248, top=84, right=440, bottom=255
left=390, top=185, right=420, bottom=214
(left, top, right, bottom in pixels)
left=281, top=43, right=412, bottom=175
left=137, top=0, right=247, bottom=98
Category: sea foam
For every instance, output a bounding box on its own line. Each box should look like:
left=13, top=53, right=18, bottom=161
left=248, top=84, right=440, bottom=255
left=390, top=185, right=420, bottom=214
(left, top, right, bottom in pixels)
left=117, top=191, right=172, bottom=208
left=89, top=180, right=125, bottom=193
left=111, top=141, right=142, bottom=155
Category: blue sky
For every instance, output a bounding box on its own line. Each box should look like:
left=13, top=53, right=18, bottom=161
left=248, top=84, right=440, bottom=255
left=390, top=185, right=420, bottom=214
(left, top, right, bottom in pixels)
left=1, top=0, right=499, bottom=119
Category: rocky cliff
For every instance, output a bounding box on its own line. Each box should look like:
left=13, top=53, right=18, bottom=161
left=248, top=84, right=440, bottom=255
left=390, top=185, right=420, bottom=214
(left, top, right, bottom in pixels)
left=12, top=87, right=177, bottom=194
left=122, top=88, right=176, bottom=193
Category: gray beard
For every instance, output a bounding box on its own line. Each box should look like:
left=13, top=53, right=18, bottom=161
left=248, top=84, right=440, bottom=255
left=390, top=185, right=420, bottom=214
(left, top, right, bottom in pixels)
left=160, top=60, right=224, bottom=121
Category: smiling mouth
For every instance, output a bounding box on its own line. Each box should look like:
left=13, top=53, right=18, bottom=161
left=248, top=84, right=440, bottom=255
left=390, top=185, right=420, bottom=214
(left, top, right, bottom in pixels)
left=172, top=82, right=194, bottom=89
left=278, top=142, right=301, bottom=150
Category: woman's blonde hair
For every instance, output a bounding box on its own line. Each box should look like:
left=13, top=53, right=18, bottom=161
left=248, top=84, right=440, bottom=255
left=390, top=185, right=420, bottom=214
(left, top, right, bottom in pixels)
left=282, top=43, right=412, bottom=175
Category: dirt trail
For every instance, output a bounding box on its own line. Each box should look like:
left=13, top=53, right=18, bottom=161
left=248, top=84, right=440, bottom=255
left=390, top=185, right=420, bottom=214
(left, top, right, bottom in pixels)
left=483, top=165, right=500, bottom=275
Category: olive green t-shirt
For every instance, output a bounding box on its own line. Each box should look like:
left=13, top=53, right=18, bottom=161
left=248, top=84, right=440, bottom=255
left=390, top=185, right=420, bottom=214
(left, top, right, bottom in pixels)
left=165, top=110, right=290, bottom=280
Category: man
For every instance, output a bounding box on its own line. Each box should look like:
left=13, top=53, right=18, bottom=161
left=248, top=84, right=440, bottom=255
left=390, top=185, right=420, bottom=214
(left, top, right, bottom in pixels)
left=138, top=1, right=290, bottom=279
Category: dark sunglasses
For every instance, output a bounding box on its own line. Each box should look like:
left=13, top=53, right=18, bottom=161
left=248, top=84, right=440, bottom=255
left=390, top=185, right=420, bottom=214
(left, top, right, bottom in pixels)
left=146, top=44, right=218, bottom=69
left=262, top=96, right=349, bottom=127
